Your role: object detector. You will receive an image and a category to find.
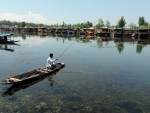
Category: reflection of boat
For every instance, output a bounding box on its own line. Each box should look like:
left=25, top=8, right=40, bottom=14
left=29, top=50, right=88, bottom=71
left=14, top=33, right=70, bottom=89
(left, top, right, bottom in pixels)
left=1, top=63, right=65, bottom=85
left=0, top=43, right=20, bottom=52
left=0, top=33, right=20, bottom=44
left=0, top=44, right=14, bottom=52
left=1, top=70, right=59, bottom=97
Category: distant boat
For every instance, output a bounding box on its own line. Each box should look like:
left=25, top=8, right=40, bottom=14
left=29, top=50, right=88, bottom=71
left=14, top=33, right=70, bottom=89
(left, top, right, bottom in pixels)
left=0, top=33, right=20, bottom=44
left=1, top=63, right=65, bottom=85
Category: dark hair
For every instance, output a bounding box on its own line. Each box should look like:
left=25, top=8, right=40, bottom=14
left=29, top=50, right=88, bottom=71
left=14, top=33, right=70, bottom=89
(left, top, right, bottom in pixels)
left=50, top=53, right=53, bottom=56
left=49, top=53, right=53, bottom=58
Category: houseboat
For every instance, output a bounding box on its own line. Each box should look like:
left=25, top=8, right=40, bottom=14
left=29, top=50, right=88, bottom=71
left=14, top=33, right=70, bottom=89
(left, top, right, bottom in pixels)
left=138, top=28, right=150, bottom=39
left=124, top=28, right=136, bottom=38
left=55, top=28, right=62, bottom=35
left=84, top=28, right=95, bottom=36
left=38, top=27, right=47, bottom=33
left=113, top=28, right=124, bottom=38
left=96, top=27, right=111, bottom=37
left=61, top=28, right=75, bottom=35
left=50, top=28, right=57, bottom=34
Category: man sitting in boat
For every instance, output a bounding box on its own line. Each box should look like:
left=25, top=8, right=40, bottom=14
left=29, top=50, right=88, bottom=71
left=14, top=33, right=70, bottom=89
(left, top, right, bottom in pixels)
left=46, top=53, right=58, bottom=69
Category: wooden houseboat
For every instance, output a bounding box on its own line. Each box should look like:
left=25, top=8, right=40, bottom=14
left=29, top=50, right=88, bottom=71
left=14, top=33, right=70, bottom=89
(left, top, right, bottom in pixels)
left=96, top=27, right=111, bottom=37
left=138, top=28, right=150, bottom=39
left=113, top=28, right=124, bottom=38
left=61, top=28, right=75, bottom=35
left=25, top=27, right=34, bottom=32
left=75, top=28, right=81, bottom=36
left=38, top=27, right=47, bottom=33
left=123, top=28, right=136, bottom=38
left=50, top=28, right=57, bottom=34
left=55, top=28, right=62, bottom=34
left=80, top=29, right=86, bottom=35
left=84, top=28, right=95, bottom=36
left=33, top=27, right=38, bottom=33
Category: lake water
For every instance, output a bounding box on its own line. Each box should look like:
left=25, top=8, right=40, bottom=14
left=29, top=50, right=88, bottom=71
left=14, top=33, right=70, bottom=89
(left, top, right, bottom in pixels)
left=0, top=34, right=150, bottom=113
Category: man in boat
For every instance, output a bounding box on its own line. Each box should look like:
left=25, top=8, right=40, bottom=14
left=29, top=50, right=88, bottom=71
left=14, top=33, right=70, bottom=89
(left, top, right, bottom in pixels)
left=46, top=53, right=58, bottom=69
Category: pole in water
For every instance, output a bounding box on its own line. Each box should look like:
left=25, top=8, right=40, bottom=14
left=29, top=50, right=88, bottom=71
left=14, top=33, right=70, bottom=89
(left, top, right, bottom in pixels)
left=57, top=40, right=75, bottom=59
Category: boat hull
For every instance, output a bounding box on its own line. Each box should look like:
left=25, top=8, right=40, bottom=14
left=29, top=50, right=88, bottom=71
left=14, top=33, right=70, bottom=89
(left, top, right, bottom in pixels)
left=1, top=63, right=65, bottom=85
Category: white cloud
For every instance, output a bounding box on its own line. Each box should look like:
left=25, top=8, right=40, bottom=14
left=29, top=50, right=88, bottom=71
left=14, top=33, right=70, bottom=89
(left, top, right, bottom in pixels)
left=0, top=11, right=56, bottom=24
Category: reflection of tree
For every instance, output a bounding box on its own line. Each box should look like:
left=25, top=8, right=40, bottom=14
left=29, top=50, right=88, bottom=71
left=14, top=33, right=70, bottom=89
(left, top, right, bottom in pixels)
left=76, top=37, right=90, bottom=44
left=22, top=34, right=26, bottom=40
left=96, top=39, right=103, bottom=48
left=62, top=38, right=65, bottom=43
left=136, top=44, right=146, bottom=54
left=105, top=41, right=109, bottom=46
left=117, top=43, right=124, bottom=54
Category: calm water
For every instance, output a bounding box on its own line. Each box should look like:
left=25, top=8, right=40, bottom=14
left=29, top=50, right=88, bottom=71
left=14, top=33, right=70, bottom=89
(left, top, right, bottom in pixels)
left=0, top=34, right=150, bottom=113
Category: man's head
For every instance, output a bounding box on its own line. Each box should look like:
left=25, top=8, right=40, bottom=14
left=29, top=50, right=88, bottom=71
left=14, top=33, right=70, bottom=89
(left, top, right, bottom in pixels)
left=49, top=53, right=53, bottom=58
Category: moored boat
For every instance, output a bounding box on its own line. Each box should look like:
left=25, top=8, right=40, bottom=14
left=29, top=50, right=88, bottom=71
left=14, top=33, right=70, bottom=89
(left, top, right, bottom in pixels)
left=1, top=63, right=65, bottom=85
left=0, top=33, right=19, bottom=44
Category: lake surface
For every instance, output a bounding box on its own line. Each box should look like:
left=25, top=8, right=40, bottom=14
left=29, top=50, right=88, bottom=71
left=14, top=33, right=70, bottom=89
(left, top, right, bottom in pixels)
left=0, top=34, right=150, bottom=113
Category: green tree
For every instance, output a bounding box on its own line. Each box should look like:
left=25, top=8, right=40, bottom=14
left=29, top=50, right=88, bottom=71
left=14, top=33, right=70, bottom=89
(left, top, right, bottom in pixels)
left=144, top=22, right=148, bottom=26
left=138, top=16, right=145, bottom=26
left=117, top=16, right=126, bottom=28
left=21, top=21, right=26, bottom=28
left=106, top=20, right=111, bottom=28
left=128, top=22, right=137, bottom=29
left=62, top=21, right=67, bottom=28
left=38, top=23, right=44, bottom=27
left=86, top=21, right=93, bottom=28
left=96, top=18, right=104, bottom=29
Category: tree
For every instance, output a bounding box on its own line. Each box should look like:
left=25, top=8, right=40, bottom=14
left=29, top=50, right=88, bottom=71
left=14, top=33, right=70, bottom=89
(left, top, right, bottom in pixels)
left=138, top=16, right=145, bottom=26
left=128, top=22, right=137, bottom=29
left=144, top=22, right=148, bottom=26
left=117, top=16, right=126, bottom=28
left=96, top=18, right=104, bottom=29
left=86, top=21, right=93, bottom=28
left=38, top=23, right=44, bottom=27
left=21, top=21, right=26, bottom=28
left=62, top=21, right=67, bottom=28
left=106, top=20, right=111, bottom=28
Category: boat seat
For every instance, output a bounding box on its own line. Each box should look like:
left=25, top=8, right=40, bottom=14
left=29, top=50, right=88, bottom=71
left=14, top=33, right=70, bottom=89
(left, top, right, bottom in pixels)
left=8, top=78, right=21, bottom=82
left=36, top=69, right=53, bottom=73
left=28, top=74, right=39, bottom=79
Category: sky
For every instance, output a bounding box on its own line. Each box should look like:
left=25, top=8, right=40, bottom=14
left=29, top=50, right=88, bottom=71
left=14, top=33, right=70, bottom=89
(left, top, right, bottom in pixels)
left=0, top=0, right=149, bottom=26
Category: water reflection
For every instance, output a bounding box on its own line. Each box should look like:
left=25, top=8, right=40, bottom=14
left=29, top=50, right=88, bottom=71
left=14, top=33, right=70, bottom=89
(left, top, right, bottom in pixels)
left=117, top=43, right=124, bottom=54
left=21, top=34, right=26, bottom=40
left=0, top=43, right=20, bottom=52
left=136, top=44, right=146, bottom=54
left=76, top=37, right=91, bottom=44
left=0, top=34, right=150, bottom=113
left=96, top=38, right=103, bottom=48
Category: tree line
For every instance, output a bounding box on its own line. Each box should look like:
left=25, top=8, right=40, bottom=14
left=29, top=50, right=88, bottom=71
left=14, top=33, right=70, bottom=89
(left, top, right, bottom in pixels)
left=0, top=16, right=149, bottom=29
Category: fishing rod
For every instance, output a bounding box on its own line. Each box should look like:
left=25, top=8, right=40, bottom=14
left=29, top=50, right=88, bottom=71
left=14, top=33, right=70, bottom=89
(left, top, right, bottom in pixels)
left=57, top=40, right=75, bottom=59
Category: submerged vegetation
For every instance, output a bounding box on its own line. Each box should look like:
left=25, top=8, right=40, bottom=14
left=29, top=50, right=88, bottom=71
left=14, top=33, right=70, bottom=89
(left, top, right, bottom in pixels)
left=0, top=34, right=150, bottom=113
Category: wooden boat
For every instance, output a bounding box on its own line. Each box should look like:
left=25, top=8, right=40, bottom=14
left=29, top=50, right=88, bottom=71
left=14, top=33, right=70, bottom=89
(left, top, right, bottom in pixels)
left=2, top=70, right=61, bottom=97
left=0, top=33, right=20, bottom=44
left=1, top=63, right=65, bottom=85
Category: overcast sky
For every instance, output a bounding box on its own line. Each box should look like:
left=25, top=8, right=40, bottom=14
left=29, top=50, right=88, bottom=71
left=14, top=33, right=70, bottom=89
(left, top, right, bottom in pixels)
left=0, top=0, right=149, bottom=26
